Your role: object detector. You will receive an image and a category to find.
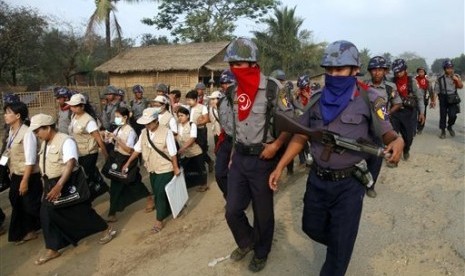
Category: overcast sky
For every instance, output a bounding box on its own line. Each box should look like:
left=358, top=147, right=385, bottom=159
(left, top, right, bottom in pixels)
left=9, top=0, right=465, bottom=67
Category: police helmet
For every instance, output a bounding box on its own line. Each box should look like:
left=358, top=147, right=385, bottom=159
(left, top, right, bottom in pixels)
left=132, top=84, right=144, bottom=93
left=219, top=69, right=236, bottom=84
left=155, top=83, right=168, bottom=93
left=195, top=83, right=206, bottom=90
left=55, top=87, right=70, bottom=98
left=416, top=67, right=427, bottom=74
left=104, top=85, right=119, bottom=95
left=3, top=93, right=20, bottom=104
left=297, top=75, right=310, bottom=89
left=117, top=89, right=125, bottom=97
left=367, top=56, right=389, bottom=70
left=320, top=40, right=360, bottom=67
left=270, top=69, right=286, bottom=81
left=443, top=59, right=453, bottom=69
left=224, top=37, right=259, bottom=63
left=391, top=59, right=407, bottom=73
left=311, top=82, right=321, bottom=91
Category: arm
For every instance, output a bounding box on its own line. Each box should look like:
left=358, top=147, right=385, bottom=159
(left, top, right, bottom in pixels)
left=122, top=151, right=140, bottom=173
left=19, top=131, right=36, bottom=196
left=382, top=130, right=404, bottom=165
left=269, top=134, right=308, bottom=191
left=260, top=131, right=291, bottom=159
left=91, top=130, right=109, bottom=158
left=46, top=158, right=76, bottom=202
left=453, top=74, right=463, bottom=89
left=178, top=138, right=196, bottom=155
left=196, top=114, right=210, bottom=125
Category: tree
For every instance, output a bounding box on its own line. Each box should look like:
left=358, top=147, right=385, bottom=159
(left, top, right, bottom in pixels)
left=396, top=51, right=428, bottom=74
left=142, top=0, right=278, bottom=42
left=252, top=6, right=325, bottom=78
left=0, top=1, right=47, bottom=86
left=140, top=34, right=171, bottom=46
left=358, top=48, right=371, bottom=75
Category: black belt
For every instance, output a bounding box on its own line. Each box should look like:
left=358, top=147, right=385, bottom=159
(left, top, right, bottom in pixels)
left=234, top=142, right=263, bottom=156
left=311, top=163, right=356, bottom=182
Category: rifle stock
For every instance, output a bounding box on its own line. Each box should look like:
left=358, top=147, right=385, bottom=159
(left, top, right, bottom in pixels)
left=275, top=111, right=385, bottom=157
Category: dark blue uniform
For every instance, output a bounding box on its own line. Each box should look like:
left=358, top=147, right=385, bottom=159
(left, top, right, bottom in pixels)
left=299, top=84, right=392, bottom=275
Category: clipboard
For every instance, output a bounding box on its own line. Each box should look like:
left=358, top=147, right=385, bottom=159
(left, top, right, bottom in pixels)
left=165, top=169, right=188, bottom=219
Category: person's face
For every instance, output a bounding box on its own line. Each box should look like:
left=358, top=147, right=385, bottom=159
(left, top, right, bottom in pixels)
left=209, top=98, right=219, bottom=107
left=230, top=62, right=252, bottom=68
left=4, top=107, right=20, bottom=125
left=417, top=69, right=426, bottom=77
left=156, top=91, right=165, bottom=96
left=177, top=113, right=189, bottom=124
left=115, top=112, right=127, bottom=124
left=135, top=92, right=143, bottom=100
left=325, top=66, right=357, bottom=77
left=395, top=70, right=406, bottom=78
left=197, top=89, right=205, bottom=96
left=33, top=126, right=50, bottom=141
left=56, top=97, right=66, bottom=106
left=145, top=120, right=158, bottom=131
left=70, top=104, right=84, bottom=114
left=369, top=68, right=386, bottom=84
left=106, top=94, right=115, bottom=102
left=445, top=67, right=454, bottom=75
left=220, top=83, right=229, bottom=91
left=186, top=98, right=196, bottom=107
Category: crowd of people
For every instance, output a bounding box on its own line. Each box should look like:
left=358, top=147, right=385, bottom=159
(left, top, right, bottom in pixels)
left=0, top=37, right=462, bottom=274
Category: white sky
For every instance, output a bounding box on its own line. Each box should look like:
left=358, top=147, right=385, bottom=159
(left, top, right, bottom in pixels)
left=8, top=0, right=465, bottom=66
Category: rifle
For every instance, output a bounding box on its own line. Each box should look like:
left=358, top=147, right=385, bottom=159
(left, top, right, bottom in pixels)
left=275, top=111, right=386, bottom=160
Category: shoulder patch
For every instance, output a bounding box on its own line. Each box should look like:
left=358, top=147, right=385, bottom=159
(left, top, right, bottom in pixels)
left=373, top=97, right=388, bottom=121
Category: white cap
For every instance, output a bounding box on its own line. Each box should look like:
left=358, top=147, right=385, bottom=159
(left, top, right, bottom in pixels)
left=29, top=114, right=55, bottom=132
left=65, top=94, right=86, bottom=106
left=153, top=95, right=169, bottom=104
left=207, top=91, right=224, bottom=99
left=136, top=108, right=159, bottom=125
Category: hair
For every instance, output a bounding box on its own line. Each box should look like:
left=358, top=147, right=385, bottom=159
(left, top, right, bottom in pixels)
left=170, top=89, right=181, bottom=98
left=75, top=103, right=98, bottom=120
left=177, top=106, right=190, bottom=117
left=185, top=90, right=198, bottom=100
left=115, top=106, right=130, bottom=118
left=4, top=101, right=29, bottom=123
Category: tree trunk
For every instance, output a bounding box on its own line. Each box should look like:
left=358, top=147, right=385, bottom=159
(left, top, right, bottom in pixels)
left=105, top=9, right=111, bottom=58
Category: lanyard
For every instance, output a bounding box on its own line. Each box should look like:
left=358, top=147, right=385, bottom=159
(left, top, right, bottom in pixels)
left=7, top=125, right=22, bottom=149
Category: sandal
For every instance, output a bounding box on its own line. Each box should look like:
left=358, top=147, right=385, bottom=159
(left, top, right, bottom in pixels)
left=151, top=225, right=162, bottom=234
left=34, top=252, right=61, bottom=265
left=144, top=205, right=155, bottom=213
left=15, top=232, right=38, bottom=245
left=99, top=227, right=117, bottom=244
left=196, top=185, right=209, bottom=192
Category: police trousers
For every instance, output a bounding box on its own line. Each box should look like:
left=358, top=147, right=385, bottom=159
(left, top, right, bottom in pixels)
left=215, top=138, right=232, bottom=199
left=302, top=171, right=365, bottom=276
left=390, top=108, right=417, bottom=154
left=439, top=94, right=460, bottom=130
left=225, top=152, right=277, bottom=259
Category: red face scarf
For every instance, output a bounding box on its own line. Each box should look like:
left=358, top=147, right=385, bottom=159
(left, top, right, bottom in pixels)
left=395, top=75, right=409, bottom=97
left=231, top=66, right=261, bottom=121
left=415, top=75, right=428, bottom=90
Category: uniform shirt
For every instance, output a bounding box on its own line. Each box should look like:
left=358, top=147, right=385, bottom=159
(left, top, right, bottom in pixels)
left=391, top=76, right=425, bottom=115
left=130, top=98, right=148, bottom=120
left=113, top=125, right=137, bottom=148
left=366, top=80, right=402, bottom=109
left=134, top=128, right=177, bottom=156
left=434, top=74, right=461, bottom=95
left=101, top=100, right=126, bottom=130
left=158, top=112, right=178, bottom=134
left=57, top=108, right=71, bottom=134
left=218, top=92, right=235, bottom=136
left=299, top=86, right=393, bottom=170
left=7, top=128, right=37, bottom=165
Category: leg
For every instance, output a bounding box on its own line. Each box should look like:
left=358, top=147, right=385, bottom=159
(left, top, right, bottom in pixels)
left=438, top=94, right=448, bottom=131
left=150, top=172, right=174, bottom=223
left=215, top=139, right=232, bottom=199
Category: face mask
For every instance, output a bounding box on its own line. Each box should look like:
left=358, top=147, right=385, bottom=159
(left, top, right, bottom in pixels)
left=114, top=117, right=124, bottom=126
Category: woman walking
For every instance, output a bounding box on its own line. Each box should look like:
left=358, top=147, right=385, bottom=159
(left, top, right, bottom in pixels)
left=3, top=101, right=42, bottom=244
left=106, top=107, right=150, bottom=222
left=30, top=114, right=116, bottom=265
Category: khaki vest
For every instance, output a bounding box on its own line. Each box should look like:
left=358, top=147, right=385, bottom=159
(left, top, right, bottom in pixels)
left=114, top=124, right=133, bottom=156
left=140, top=126, right=173, bottom=174
left=71, top=113, right=98, bottom=156
left=158, top=112, right=173, bottom=128
left=8, top=125, right=40, bottom=175
left=190, top=104, right=205, bottom=128
left=39, top=133, right=75, bottom=179
left=177, top=123, right=202, bottom=158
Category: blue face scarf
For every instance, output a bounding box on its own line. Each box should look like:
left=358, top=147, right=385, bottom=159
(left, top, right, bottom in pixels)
left=319, top=74, right=357, bottom=125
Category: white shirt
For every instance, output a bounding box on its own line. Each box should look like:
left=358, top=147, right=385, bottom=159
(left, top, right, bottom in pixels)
left=134, top=129, right=177, bottom=156
left=178, top=122, right=197, bottom=138
left=113, top=125, right=137, bottom=148
left=159, top=112, right=178, bottom=134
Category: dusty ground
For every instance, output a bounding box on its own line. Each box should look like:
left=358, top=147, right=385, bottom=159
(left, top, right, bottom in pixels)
left=0, top=94, right=464, bottom=276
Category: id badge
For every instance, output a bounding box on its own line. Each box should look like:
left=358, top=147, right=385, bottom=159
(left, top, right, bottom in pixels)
left=0, top=155, right=9, bottom=166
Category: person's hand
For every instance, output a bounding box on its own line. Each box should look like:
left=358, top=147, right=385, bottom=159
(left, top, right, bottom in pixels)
left=269, top=167, right=283, bottom=191
left=429, top=101, right=436, bottom=109
left=452, top=74, right=459, bottom=82
left=260, top=142, right=279, bottom=160
left=418, top=113, right=425, bottom=125
left=384, top=136, right=405, bottom=165
left=178, top=148, right=185, bottom=155
left=18, top=179, right=28, bottom=196
left=46, top=183, right=63, bottom=202
left=173, top=166, right=181, bottom=176
left=121, top=163, right=130, bottom=174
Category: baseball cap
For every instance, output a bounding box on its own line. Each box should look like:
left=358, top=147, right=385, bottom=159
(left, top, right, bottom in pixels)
left=136, top=108, right=160, bottom=125
left=65, top=94, right=86, bottom=106
left=207, top=91, right=223, bottom=99
left=30, top=114, right=55, bottom=132
left=153, top=95, right=169, bottom=104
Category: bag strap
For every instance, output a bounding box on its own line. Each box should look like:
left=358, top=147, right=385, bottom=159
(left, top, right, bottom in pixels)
left=42, top=141, right=48, bottom=176
left=263, top=78, right=278, bottom=143
left=146, top=129, right=172, bottom=162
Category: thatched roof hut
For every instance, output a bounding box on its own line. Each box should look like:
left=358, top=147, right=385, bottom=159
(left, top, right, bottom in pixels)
left=95, top=41, right=230, bottom=92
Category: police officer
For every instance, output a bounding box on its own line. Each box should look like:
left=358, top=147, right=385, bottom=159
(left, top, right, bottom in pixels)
left=269, top=40, right=404, bottom=276
left=215, top=69, right=236, bottom=199
left=101, top=85, right=126, bottom=132
left=55, top=87, right=72, bottom=134
left=415, top=67, right=432, bottom=134
left=431, top=59, right=463, bottom=138
left=154, top=83, right=169, bottom=97
left=390, top=59, right=425, bottom=160
left=365, top=56, right=402, bottom=197
left=223, top=38, right=290, bottom=272
left=195, top=82, right=208, bottom=105
left=129, top=84, right=148, bottom=136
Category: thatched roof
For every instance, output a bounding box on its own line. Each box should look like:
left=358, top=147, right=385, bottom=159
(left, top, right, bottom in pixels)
left=95, top=41, right=230, bottom=74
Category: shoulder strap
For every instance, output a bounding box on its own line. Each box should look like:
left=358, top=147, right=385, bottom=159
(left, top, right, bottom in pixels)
left=407, top=76, right=414, bottom=94
left=211, top=107, right=220, bottom=122
left=263, top=78, right=279, bottom=142
left=146, top=129, right=171, bottom=162
left=306, top=92, right=322, bottom=111
left=42, top=141, right=48, bottom=176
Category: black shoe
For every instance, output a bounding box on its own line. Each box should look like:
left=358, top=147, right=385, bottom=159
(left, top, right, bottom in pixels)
left=230, top=246, right=253, bottom=261
left=447, top=127, right=455, bottom=137
left=366, top=188, right=377, bottom=198
left=248, top=255, right=267, bottom=272
left=403, top=152, right=410, bottom=161
left=440, top=130, right=446, bottom=139
left=417, top=130, right=422, bottom=135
